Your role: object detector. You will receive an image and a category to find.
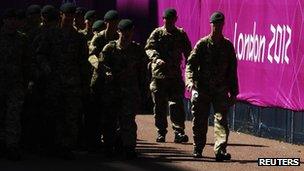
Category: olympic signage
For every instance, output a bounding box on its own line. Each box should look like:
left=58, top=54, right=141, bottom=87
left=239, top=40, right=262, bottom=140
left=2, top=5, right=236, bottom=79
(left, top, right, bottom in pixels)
left=157, top=0, right=304, bottom=110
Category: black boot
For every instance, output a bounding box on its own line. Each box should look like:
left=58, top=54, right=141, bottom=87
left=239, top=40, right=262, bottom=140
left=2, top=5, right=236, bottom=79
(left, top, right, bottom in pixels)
left=174, top=133, right=189, bottom=143
left=215, top=152, right=231, bottom=162
left=6, top=146, right=22, bottom=161
left=193, top=148, right=203, bottom=158
left=58, top=146, right=76, bottom=160
left=123, top=147, right=137, bottom=160
left=156, top=134, right=166, bottom=143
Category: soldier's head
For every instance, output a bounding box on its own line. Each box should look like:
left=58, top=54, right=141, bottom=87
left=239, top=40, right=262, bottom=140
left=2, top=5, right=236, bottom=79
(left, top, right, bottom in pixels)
left=2, top=8, right=17, bottom=31
left=210, top=11, right=225, bottom=34
left=92, top=20, right=106, bottom=34
left=16, top=9, right=26, bottom=30
left=84, top=10, right=97, bottom=28
left=60, top=2, right=76, bottom=27
left=162, top=8, right=177, bottom=27
left=41, top=5, right=60, bottom=26
left=117, top=19, right=134, bottom=42
left=26, top=4, right=41, bottom=26
left=74, top=7, right=86, bottom=29
left=104, top=10, right=120, bottom=31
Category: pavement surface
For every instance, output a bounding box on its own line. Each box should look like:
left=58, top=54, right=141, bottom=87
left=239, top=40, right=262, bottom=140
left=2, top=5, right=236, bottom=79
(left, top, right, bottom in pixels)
left=1, top=114, right=304, bottom=171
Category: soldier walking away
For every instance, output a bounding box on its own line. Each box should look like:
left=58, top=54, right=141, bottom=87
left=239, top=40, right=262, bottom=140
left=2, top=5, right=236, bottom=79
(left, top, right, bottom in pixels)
left=186, top=11, right=239, bottom=161
left=145, top=8, right=192, bottom=143
left=0, top=9, right=33, bottom=161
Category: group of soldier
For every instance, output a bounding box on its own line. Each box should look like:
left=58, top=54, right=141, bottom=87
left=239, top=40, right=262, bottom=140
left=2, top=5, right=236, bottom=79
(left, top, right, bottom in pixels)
left=0, top=2, right=238, bottom=163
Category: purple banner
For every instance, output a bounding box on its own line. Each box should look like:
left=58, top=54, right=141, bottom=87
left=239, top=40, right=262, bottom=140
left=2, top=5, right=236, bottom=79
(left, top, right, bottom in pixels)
left=156, top=0, right=304, bottom=111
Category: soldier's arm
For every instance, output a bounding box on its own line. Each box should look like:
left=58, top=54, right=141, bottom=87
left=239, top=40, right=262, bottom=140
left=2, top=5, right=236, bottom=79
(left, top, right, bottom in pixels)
left=145, top=29, right=161, bottom=63
left=34, top=33, right=51, bottom=76
left=89, top=33, right=102, bottom=57
left=97, top=43, right=113, bottom=77
left=228, top=44, right=239, bottom=97
left=185, top=40, right=202, bottom=87
left=79, top=35, right=91, bottom=95
left=182, top=31, right=192, bottom=60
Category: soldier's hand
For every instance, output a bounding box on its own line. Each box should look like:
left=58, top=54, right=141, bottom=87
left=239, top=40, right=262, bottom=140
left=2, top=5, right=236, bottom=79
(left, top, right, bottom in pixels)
left=186, top=82, right=194, bottom=92
left=105, top=72, right=113, bottom=83
left=28, top=81, right=35, bottom=93
left=228, top=95, right=237, bottom=106
left=155, top=59, right=166, bottom=65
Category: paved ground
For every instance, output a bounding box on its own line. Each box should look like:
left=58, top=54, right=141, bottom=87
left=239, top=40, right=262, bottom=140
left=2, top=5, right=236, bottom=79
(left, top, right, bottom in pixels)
left=1, top=114, right=304, bottom=171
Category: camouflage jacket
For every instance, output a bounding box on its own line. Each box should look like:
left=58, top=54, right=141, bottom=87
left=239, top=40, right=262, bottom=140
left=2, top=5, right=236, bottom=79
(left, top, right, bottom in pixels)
left=186, top=35, right=239, bottom=95
left=78, top=28, right=94, bottom=44
left=91, top=40, right=148, bottom=95
left=89, top=30, right=119, bottom=57
left=34, top=26, right=90, bottom=94
left=145, top=26, right=191, bottom=79
left=0, top=28, right=33, bottom=90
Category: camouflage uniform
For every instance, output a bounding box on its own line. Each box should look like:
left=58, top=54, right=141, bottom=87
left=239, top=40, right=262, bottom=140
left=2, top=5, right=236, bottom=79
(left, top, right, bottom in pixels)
left=0, top=28, right=32, bottom=148
left=87, top=30, right=119, bottom=149
left=186, top=35, right=238, bottom=155
left=145, top=26, right=191, bottom=136
left=34, top=26, right=90, bottom=148
left=78, top=28, right=94, bottom=46
left=91, top=40, right=147, bottom=151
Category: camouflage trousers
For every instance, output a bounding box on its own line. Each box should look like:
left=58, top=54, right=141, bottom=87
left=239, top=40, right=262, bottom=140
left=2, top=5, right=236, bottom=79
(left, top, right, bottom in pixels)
left=93, top=86, right=138, bottom=150
left=0, top=87, right=25, bottom=148
left=191, top=91, right=229, bottom=154
left=150, top=77, right=186, bottom=136
left=43, top=86, right=83, bottom=148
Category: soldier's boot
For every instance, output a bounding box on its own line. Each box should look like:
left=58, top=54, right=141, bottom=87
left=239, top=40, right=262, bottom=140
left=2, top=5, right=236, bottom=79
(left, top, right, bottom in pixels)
left=174, top=133, right=189, bottom=143
left=193, top=148, right=203, bottom=158
left=215, top=151, right=231, bottom=162
left=123, top=147, right=137, bottom=160
left=58, top=146, right=76, bottom=160
left=156, top=133, right=166, bottom=143
left=6, top=146, right=22, bottom=161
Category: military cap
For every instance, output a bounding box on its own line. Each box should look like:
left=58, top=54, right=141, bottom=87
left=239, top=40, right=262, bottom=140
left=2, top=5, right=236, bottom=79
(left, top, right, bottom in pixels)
left=76, top=7, right=86, bottom=15
left=210, top=11, right=225, bottom=23
left=118, top=19, right=134, bottom=31
left=104, top=10, right=119, bottom=21
left=16, top=9, right=26, bottom=20
left=2, top=8, right=17, bottom=19
left=163, top=8, right=177, bottom=19
left=84, top=10, right=96, bottom=20
left=41, top=5, right=59, bottom=21
left=60, top=2, right=76, bottom=14
left=26, top=4, right=41, bottom=16
left=92, top=20, right=105, bottom=30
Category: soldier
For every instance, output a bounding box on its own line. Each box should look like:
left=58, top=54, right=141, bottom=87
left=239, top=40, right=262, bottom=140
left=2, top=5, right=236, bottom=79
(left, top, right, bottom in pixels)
left=0, top=8, right=33, bottom=161
left=88, top=10, right=120, bottom=69
left=19, top=4, right=42, bottom=150
left=79, top=10, right=97, bottom=43
left=186, top=11, right=239, bottom=161
left=145, top=8, right=192, bottom=143
left=94, top=19, right=147, bottom=158
left=86, top=10, right=120, bottom=152
left=92, top=20, right=106, bottom=35
left=74, top=7, right=86, bottom=31
left=34, top=3, right=90, bottom=159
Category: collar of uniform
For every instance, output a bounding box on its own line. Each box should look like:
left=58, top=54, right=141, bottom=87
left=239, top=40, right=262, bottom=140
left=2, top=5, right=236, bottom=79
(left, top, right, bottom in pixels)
left=207, top=34, right=224, bottom=45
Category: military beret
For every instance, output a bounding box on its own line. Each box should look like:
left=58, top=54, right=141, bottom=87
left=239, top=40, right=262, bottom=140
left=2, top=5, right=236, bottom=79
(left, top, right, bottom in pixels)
left=76, top=7, right=86, bottom=15
left=2, top=8, right=16, bottom=19
left=92, top=20, right=105, bottom=30
left=118, top=19, right=134, bottom=31
left=26, top=4, right=41, bottom=16
left=84, top=10, right=96, bottom=20
left=104, top=10, right=119, bottom=21
left=210, top=11, right=225, bottom=23
left=16, top=9, right=26, bottom=20
left=41, top=5, right=59, bottom=21
left=60, top=2, right=76, bottom=14
left=163, top=8, right=177, bottom=19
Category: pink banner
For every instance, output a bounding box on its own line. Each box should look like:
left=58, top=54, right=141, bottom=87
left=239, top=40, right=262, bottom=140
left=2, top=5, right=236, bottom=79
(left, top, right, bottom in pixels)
left=157, top=0, right=304, bottom=111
